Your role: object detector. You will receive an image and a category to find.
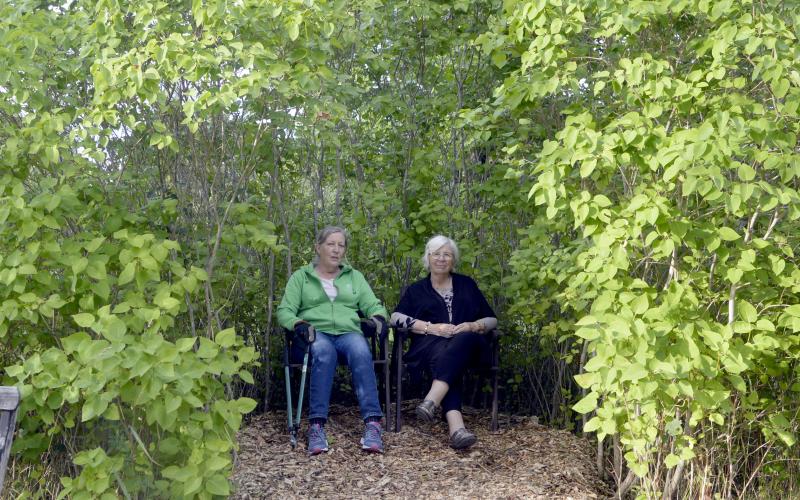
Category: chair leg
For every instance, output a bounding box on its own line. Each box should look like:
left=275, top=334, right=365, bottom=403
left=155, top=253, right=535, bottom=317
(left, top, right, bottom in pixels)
left=491, top=334, right=500, bottom=431
left=382, top=337, right=391, bottom=432
left=395, top=341, right=403, bottom=432
left=491, top=368, right=499, bottom=432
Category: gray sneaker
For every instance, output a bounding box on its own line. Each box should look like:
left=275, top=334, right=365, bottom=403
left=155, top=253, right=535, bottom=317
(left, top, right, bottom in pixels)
left=307, top=423, right=329, bottom=456
left=360, top=421, right=384, bottom=454
left=450, top=428, right=477, bottom=450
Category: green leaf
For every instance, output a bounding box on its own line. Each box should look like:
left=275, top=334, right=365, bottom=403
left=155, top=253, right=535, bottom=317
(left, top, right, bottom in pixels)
left=572, top=391, right=598, bottom=414
left=238, top=370, right=254, bottom=384
left=72, top=313, right=95, bottom=328
left=631, top=294, right=648, bottom=315
left=718, top=227, right=740, bottom=241
left=583, top=416, right=601, bottom=433
left=98, top=316, right=127, bottom=342
left=727, top=268, right=743, bottom=284
left=17, top=264, right=36, bottom=275
left=286, top=18, right=300, bottom=41
left=81, top=395, right=109, bottom=422
left=580, top=159, right=597, bottom=178
left=85, top=237, right=105, bottom=252
left=775, top=429, right=796, bottom=447
left=176, top=338, right=197, bottom=352
left=573, top=372, right=596, bottom=388
left=118, top=262, right=136, bottom=285
left=155, top=295, right=180, bottom=310
left=738, top=164, right=756, bottom=182
left=769, top=255, right=786, bottom=276
left=235, top=397, right=257, bottom=414
left=163, top=464, right=196, bottom=482
left=45, top=194, right=61, bottom=212
left=204, top=474, right=230, bottom=496
left=738, top=300, right=758, bottom=323
left=72, top=257, right=88, bottom=275
left=86, top=259, right=107, bottom=280
left=184, top=475, right=203, bottom=496
left=723, top=350, right=749, bottom=374
left=204, top=455, right=230, bottom=472
left=197, top=338, right=219, bottom=359
left=62, top=332, right=91, bottom=353
left=215, top=327, right=236, bottom=348
left=620, top=363, right=647, bottom=382
left=491, top=50, right=507, bottom=68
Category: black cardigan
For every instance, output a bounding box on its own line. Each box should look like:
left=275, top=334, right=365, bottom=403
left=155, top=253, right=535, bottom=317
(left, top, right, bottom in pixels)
left=394, top=273, right=496, bottom=364
left=394, top=272, right=495, bottom=326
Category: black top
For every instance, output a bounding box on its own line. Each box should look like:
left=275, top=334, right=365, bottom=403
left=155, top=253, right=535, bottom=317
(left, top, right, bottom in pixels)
left=394, top=272, right=495, bottom=326
left=394, top=273, right=495, bottom=363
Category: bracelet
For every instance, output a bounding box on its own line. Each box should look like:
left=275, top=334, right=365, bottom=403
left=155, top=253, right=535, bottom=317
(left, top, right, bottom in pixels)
left=424, top=322, right=429, bottom=334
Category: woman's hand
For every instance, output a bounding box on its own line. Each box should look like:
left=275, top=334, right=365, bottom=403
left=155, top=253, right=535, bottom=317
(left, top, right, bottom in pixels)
left=428, top=323, right=456, bottom=337
left=453, top=321, right=483, bottom=334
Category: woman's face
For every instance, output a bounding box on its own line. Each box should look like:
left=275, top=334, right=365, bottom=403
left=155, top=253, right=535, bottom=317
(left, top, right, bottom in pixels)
left=428, top=244, right=454, bottom=275
left=316, top=232, right=346, bottom=269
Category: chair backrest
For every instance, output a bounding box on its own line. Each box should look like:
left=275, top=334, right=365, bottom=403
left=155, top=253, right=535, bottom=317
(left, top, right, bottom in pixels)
left=0, top=386, right=21, bottom=493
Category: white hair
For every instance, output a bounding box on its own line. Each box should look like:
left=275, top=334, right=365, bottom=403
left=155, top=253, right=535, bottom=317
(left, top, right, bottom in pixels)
left=421, top=235, right=459, bottom=271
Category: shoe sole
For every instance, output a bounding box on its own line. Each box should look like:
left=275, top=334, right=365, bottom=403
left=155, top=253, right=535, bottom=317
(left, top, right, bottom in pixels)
left=307, top=447, right=329, bottom=456
left=360, top=439, right=385, bottom=454
left=450, top=434, right=477, bottom=450
left=415, top=405, right=435, bottom=423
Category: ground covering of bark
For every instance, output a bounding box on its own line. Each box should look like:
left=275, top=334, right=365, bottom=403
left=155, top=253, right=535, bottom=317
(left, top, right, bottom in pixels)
left=231, top=401, right=612, bottom=499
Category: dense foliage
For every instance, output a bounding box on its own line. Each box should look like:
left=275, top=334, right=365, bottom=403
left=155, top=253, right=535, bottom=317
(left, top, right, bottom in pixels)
left=1, top=0, right=798, bottom=498
left=485, top=0, right=800, bottom=496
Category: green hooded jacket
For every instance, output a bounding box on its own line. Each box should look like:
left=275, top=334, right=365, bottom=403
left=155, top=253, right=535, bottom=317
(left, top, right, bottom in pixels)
left=276, top=264, right=387, bottom=334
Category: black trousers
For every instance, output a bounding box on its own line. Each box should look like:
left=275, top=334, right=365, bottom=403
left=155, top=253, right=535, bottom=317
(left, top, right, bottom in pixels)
left=405, top=331, right=490, bottom=413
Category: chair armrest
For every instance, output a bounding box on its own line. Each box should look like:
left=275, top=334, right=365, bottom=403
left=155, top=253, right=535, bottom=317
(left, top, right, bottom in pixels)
left=360, top=317, right=378, bottom=339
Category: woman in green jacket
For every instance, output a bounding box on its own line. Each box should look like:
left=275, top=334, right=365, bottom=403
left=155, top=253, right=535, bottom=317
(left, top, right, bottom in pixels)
left=277, top=226, right=388, bottom=455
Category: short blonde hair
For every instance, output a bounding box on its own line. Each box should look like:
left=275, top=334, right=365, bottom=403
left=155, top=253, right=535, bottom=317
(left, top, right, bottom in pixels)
left=312, top=226, right=348, bottom=265
left=421, top=235, right=459, bottom=271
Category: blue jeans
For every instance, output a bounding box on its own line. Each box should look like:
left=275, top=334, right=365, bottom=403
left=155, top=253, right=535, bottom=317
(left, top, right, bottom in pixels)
left=305, top=332, right=383, bottom=422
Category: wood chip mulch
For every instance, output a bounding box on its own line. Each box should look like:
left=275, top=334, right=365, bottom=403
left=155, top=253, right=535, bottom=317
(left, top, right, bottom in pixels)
left=231, top=401, right=613, bottom=499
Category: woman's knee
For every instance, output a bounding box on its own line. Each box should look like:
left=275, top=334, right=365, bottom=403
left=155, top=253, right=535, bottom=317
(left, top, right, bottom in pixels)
left=451, top=331, right=484, bottom=348
left=344, top=338, right=373, bottom=367
left=310, top=337, right=337, bottom=367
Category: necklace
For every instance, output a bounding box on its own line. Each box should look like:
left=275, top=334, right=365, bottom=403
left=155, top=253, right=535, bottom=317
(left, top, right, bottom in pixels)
left=431, top=276, right=452, bottom=292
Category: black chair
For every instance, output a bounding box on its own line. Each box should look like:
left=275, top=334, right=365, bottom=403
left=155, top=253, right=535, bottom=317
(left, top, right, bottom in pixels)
left=283, top=318, right=391, bottom=449
left=391, top=326, right=502, bottom=432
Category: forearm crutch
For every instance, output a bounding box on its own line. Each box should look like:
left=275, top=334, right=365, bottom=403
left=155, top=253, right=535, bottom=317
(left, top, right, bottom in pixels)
left=285, top=325, right=315, bottom=449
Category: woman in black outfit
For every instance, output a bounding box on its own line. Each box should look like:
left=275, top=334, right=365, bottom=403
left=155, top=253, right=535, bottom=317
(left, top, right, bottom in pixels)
left=391, top=235, right=497, bottom=449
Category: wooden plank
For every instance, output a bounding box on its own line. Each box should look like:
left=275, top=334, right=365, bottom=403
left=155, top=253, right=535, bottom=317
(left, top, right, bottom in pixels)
left=0, top=387, right=20, bottom=493
left=0, top=387, right=19, bottom=411
left=0, top=413, right=8, bottom=449
left=0, top=406, right=17, bottom=493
